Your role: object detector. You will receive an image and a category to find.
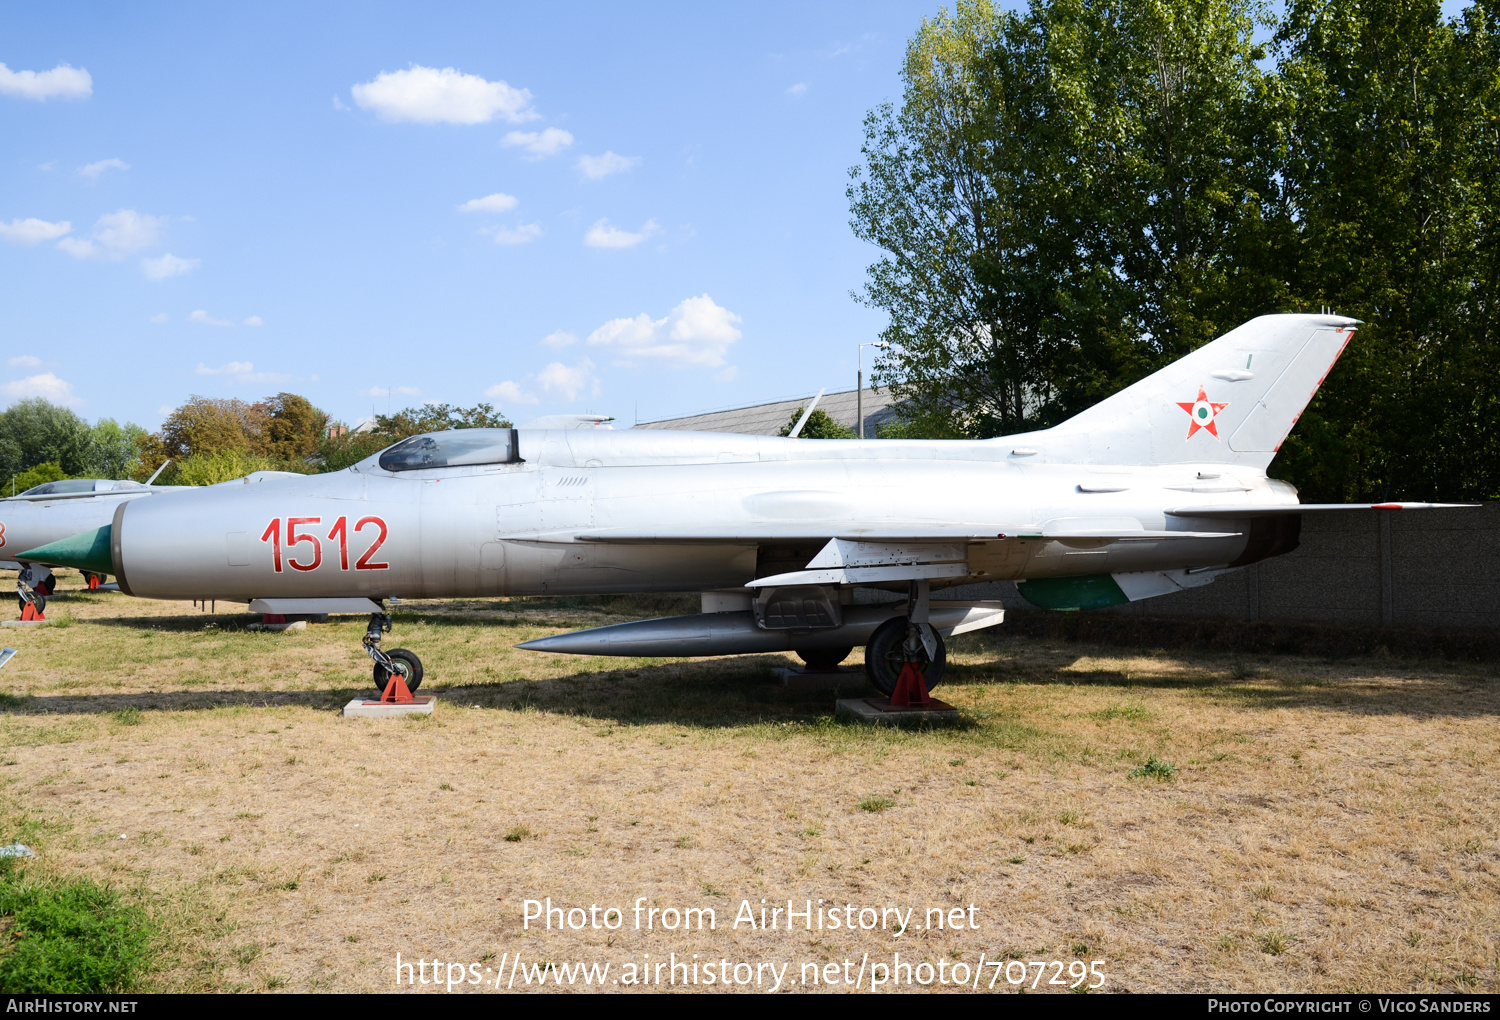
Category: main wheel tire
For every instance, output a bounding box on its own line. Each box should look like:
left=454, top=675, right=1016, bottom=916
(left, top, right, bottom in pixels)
left=373, top=648, right=423, bottom=693
left=796, top=646, right=853, bottom=670
left=862, top=616, right=945, bottom=696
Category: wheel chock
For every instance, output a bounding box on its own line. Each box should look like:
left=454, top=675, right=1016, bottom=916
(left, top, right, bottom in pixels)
left=87, top=574, right=101, bottom=590
left=19, top=603, right=43, bottom=622
left=888, top=660, right=932, bottom=708
left=379, top=673, right=415, bottom=704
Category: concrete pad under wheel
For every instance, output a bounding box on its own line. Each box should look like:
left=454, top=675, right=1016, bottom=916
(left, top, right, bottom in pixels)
left=771, top=666, right=874, bottom=694
left=343, top=696, right=436, bottom=718
left=1, top=620, right=50, bottom=628
left=836, top=697, right=962, bottom=726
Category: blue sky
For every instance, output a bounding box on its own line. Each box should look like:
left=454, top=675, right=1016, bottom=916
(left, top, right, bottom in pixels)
left=0, top=1, right=945, bottom=430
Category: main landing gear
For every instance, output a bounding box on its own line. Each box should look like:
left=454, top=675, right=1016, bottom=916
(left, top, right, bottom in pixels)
left=363, top=611, right=423, bottom=702
left=863, top=580, right=947, bottom=704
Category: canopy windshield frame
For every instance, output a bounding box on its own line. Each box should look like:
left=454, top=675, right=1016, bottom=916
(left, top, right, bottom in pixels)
left=376, top=428, right=522, bottom=473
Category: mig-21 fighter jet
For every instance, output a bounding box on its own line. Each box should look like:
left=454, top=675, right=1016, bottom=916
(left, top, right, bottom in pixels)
left=17, top=314, right=1468, bottom=694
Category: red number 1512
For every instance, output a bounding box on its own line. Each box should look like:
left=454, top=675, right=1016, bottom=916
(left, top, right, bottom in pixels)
left=259, top=516, right=388, bottom=573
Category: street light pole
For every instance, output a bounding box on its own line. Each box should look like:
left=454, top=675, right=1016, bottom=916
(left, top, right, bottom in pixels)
left=857, top=341, right=889, bottom=438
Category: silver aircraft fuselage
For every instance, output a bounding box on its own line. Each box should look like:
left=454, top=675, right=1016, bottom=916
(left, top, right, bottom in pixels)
left=105, top=428, right=1283, bottom=602
left=0, top=481, right=165, bottom=571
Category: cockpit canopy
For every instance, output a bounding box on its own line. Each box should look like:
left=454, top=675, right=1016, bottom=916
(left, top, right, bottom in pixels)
left=18, top=479, right=146, bottom=496
left=376, top=428, right=521, bottom=472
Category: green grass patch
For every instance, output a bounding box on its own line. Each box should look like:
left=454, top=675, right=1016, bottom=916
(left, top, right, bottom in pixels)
left=1128, top=756, right=1179, bottom=781
left=1092, top=702, right=1150, bottom=721
left=0, top=862, right=157, bottom=992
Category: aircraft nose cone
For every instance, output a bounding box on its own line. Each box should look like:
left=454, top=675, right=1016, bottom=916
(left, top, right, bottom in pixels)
left=16, top=525, right=113, bottom=574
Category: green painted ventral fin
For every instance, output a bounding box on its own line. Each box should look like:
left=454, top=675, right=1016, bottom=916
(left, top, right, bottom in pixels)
left=17, top=525, right=113, bottom=574
left=1016, top=574, right=1128, bottom=611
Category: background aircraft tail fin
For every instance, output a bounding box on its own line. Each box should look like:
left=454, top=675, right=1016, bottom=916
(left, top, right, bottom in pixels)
left=1047, top=313, right=1358, bottom=468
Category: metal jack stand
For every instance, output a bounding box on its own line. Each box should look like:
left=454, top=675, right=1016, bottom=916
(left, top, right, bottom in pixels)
left=17, top=580, right=44, bottom=622
left=888, top=581, right=935, bottom=708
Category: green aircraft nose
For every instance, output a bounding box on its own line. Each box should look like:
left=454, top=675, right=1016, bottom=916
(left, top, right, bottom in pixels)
left=17, top=525, right=113, bottom=575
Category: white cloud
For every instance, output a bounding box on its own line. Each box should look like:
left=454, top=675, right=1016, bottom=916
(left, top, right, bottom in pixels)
left=361, top=385, right=422, bottom=398
left=0, top=63, right=91, bottom=101
left=77, top=157, right=128, bottom=182
left=142, top=253, right=199, bottom=279
left=786, top=82, right=808, bottom=96
left=457, top=192, right=518, bottom=214
left=350, top=65, right=536, bottom=124
left=8, top=356, right=42, bottom=369
left=502, top=127, right=573, bottom=159
left=540, top=330, right=577, bottom=349
left=586, top=294, right=742, bottom=368
left=56, top=237, right=97, bottom=258
left=0, top=218, right=71, bottom=244
left=1, top=373, right=80, bottom=406
left=714, top=365, right=739, bottom=382
left=577, top=151, right=641, bottom=180
left=95, top=209, right=160, bottom=252
left=149, top=313, right=168, bottom=324
left=332, top=95, right=349, bottom=112
left=482, top=223, right=542, bottom=245
left=484, top=380, right=537, bottom=405
left=189, top=310, right=232, bottom=326
left=58, top=209, right=163, bottom=260
left=195, top=360, right=291, bottom=384
left=583, top=218, right=660, bottom=249
left=243, top=316, right=263, bottom=327
left=537, top=359, right=599, bottom=401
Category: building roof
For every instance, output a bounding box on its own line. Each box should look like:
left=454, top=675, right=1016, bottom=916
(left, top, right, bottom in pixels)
left=634, top=387, right=901, bottom=436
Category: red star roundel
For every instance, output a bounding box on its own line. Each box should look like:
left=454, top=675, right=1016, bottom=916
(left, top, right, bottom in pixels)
left=1177, top=387, right=1228, bottom=439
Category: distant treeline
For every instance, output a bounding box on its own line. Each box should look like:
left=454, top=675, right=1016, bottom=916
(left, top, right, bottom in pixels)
left=853, top=0, right=1500, bottom=501
left=0, top=395, right=512, bottom=489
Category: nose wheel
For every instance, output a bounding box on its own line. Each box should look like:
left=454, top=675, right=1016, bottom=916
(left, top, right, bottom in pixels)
left=363, top=612, right=423, bottom=698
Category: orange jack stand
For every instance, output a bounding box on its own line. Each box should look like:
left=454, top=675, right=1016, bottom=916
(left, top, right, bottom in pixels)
left=19, top=603, right=44, bottom=622
left=378, top=673, right=415, bottom=704
left=889, top=660, right=932, bottom=708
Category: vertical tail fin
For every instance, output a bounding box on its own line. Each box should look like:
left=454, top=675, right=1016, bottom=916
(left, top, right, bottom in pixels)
left=1048, top=313, right=1358, bottom=468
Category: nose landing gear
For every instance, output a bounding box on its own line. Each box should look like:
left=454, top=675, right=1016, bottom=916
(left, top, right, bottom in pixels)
left=363, top=611, right=423, bottom=702
left=15, top=565, right=53, bottom=621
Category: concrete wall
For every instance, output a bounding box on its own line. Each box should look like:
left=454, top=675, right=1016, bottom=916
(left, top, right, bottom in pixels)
left=937, top=504, right=1498, bottom=631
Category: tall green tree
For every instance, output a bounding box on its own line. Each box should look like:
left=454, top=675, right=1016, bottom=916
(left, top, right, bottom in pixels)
left=87, top=419, right=145, bottom=478
left=850, top=1, right=1065, bottom=437
left=0, top=399, right=95, bottom=478
left=258, top=393, right=328, bottom=460
left=851, top=0, right=1288, bottom=438
left=1273, top=0, right=1500, bottom=501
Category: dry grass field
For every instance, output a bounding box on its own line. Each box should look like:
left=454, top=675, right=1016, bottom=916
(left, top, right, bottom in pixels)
left=0, top=573, right=1496, bottom=993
